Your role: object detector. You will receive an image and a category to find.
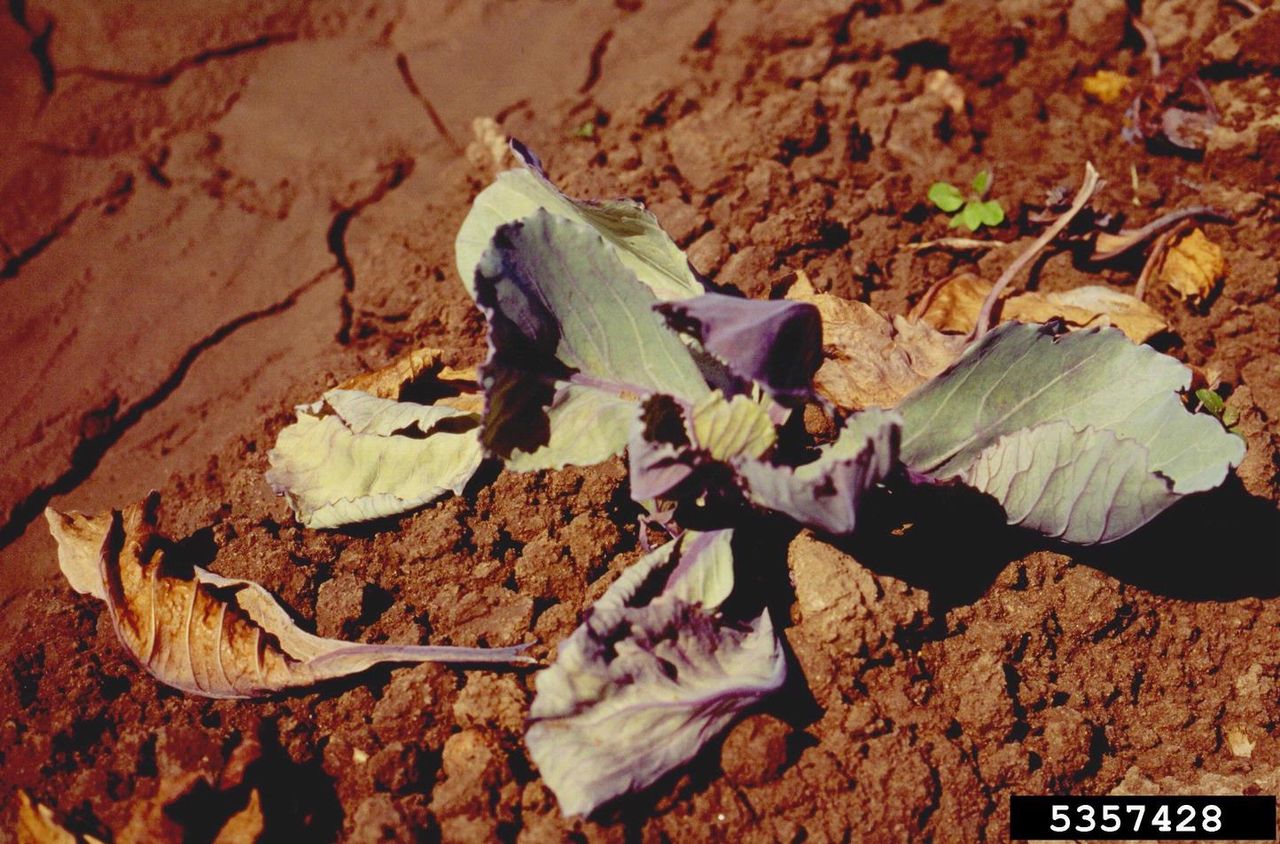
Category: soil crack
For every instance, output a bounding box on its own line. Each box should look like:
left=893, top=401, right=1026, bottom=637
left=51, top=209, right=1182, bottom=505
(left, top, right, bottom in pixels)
left=7, top=0, right=56, bottom=92
left=580, top=29, right=614, bottom=93
left=328, top=158, right=415, bottom=345
left=0, top=266, right=337, bottom=552
left=60, top=32, right=298, bottom=87
left=1, top=173, right=134, bottom=280
left=394, top=54, right=463, bottom=154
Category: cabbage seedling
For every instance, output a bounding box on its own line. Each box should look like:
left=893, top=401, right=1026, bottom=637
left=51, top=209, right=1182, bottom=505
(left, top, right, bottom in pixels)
left=929, top=169, right=1006, bottom=232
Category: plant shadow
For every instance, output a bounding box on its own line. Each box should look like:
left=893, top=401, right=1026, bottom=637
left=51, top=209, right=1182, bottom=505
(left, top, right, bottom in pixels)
left=838, top=475, right=1279, bottom=611
left=1070, top=475, right=1280, bottom=601
left=835, top=480, right=1034, bottom=617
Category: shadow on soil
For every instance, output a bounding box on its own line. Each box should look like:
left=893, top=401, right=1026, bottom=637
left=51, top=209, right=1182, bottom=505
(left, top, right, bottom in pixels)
left=842, top=476, right=1280, bottom=612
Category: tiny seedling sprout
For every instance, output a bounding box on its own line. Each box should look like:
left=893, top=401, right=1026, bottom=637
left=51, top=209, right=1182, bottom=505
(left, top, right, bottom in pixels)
left=928, top=169, right=1006, bottom=232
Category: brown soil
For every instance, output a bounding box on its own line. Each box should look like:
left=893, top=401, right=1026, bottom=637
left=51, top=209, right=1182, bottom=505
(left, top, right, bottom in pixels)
left=3, top=0, right=1279, bottom=841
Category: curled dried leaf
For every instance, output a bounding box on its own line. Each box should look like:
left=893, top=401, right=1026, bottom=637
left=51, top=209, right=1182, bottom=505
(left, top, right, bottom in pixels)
left=45, top=497, right=529, bottom=699
left=784, top=273, right=965, bottom=410
left=1160, top=227, right=1225, bottom=303
left=336, top=346, right=479, bottom=411
left=916, top=273, right=1168, bottom=342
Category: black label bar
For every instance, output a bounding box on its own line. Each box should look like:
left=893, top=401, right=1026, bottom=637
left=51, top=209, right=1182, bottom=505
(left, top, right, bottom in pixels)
left=1010, top=795, right=1275, bottom=840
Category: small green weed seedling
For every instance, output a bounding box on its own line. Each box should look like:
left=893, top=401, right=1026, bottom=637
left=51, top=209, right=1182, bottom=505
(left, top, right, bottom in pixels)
left=928, top=169, right=1005, bottom=232
left=1195, top=387, right=1240, bottom=431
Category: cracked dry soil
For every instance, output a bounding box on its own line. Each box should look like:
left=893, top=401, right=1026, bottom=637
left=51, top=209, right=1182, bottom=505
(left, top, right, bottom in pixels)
left=3, top=0, right=1280, bottom=841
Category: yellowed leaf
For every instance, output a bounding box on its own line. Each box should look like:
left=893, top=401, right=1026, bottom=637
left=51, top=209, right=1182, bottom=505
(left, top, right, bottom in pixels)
left=212, top=790, right=264, bottom=844
left=1082, top=70, right=1130, bottom=104
left=785, top=273, right=966, bottom=410
left=1161, top=227, right=1225, bottom=303
left=16, top=791, right=104, bottom=844
left=916, top=273, right=1167, bottom=342
left=44, top=496, right=529, bottom=698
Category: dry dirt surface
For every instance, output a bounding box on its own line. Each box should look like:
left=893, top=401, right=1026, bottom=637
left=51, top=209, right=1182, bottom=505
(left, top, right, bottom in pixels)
left=3, top=0, right=1280, bottom=841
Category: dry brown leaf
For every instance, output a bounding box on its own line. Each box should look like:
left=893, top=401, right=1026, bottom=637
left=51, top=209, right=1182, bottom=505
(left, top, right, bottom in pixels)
left=337, top=346, right=482, bottom=413
left=212, top=790, right=265, bottom=844
left=1005, top=287, right=1167, bottom=342
left=913, top=273, right=990, bottom=334
left=1082, top=70, right=1130, bottom=104
left=44, top=496, right=529, bottom=699
left=16, top=791, right=104, bottom=844
left=1160, top=227, right=1225, bottom=303
left=916, top=273, right=1167, bottom=342
left=784, top=273, right=965, bottom=410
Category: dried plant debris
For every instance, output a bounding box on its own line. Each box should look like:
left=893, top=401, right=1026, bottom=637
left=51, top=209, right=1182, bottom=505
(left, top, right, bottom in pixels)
left=1082, top=69, right=1131, bottom=104
left=916, top=274, right=1168, bottom=343
left=266, top=348, right=483, bottom=528
left=526, top=530, right=785, bottom=816
left=1124, top=70, right=1220, bottom=153
left=897, top=322, right=1245, bottom=543
left=45, top=496, right=529, bottom=698
left=785, top=273, right=965, bottom=411
left=1160, top=227, right=1227, bottom=304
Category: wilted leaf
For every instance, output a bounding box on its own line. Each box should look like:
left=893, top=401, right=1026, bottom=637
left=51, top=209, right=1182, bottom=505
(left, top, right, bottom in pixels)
left=917, top=274, right=1168, bottom=342
left=1082, top=70, right=1130, bottom=104
left=628, top=391, right=778, bottom=501
left=656, top=292, right=822, bottom=402
left=456, top=141, right=702, bottom=302
left=525, top=530, right=785, bottom=817
left=475, top=210, right=708, bottom=469
left=266, top=389, right=483, bottom=529
left=1161, top=227, right=1225, bottom=303
left=44, top=497, right=529, bottom=698
left=627, top=392, right=897, bottom=534
left=785, top=273, right=965, bottom=410
left=738, top=408, right=901, bottom=535
left=17, top=791, right=104, bottom=844
left=898, top=322, right=1245, bottom=543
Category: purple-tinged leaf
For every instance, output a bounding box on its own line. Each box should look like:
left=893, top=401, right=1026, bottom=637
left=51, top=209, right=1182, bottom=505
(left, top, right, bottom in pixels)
left=628, top=391, right=899, bottom=535
left=526, top=529, right=785, bottom=817
left=656, top=292, right=823, bottom=402
left=738, top=408, right=901, bottom=535
left=474, top=211, right=709, bottom=470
